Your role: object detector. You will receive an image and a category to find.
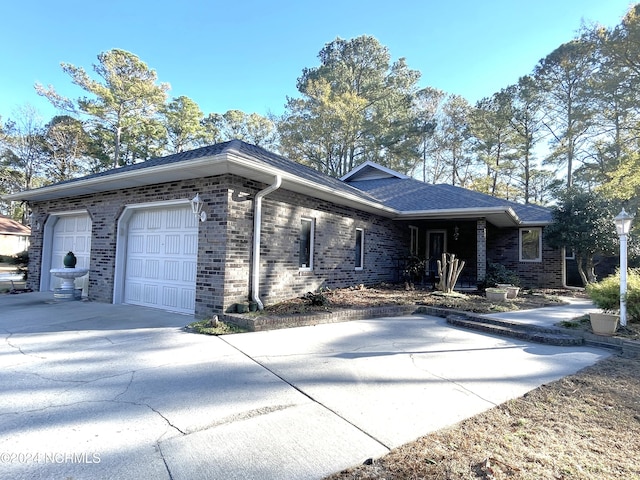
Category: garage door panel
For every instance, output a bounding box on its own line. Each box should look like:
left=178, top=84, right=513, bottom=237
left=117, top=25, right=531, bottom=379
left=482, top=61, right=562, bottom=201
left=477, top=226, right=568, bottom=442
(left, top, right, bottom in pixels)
left=183, top=261, right=197, bottom=282
left=184, top=234, right=198, bottom=255
left=147, top=210, right=162, bottom=229
left=124, top=206, right=197, bottom=314
left=180, top=288, right=195, bottom=310
left=164, top=260, right=180, bottom=281
left=146, top=235, right=161, bottom=254
left=165, top=235, right=181, bottom=254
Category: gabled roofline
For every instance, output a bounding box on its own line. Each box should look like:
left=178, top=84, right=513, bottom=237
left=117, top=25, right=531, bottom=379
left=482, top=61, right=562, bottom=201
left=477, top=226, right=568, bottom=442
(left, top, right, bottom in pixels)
left=340, top=160, right=409, bottom=182
left=2, top=144, right=400, bottom=218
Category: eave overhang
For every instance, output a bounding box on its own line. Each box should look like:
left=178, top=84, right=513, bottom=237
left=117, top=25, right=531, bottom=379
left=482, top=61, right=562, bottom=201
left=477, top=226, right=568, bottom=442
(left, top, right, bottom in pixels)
left=1, top=150, right=399, bottom=217
left=395, top=206, right=523, bottom=227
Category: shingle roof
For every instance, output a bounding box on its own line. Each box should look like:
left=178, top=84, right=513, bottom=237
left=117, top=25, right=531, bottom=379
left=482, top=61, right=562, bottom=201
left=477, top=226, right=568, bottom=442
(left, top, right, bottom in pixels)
left=5, top=139, right=551, bottom=224
left=39, top=139, right=380, bottom=205
left=49, top=141, right=234, bottom=187
left=346, top=177, right=552, bottom=223
left=0, top=215, right=30, bottom=235
left=233, top=141, right=380, bottom=203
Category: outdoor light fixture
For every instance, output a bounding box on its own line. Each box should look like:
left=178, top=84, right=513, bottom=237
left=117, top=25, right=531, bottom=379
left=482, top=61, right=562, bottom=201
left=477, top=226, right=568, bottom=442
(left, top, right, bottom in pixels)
left=190, top=193, right=207, bottom=222
left=614, top=208, right=633, bottom=327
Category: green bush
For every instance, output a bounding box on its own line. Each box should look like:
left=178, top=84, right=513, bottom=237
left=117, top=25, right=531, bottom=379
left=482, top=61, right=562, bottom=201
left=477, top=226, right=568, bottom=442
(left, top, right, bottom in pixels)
left=485, top=262, right=521, bottom=287
left=586, top=269, right=640, bottom=321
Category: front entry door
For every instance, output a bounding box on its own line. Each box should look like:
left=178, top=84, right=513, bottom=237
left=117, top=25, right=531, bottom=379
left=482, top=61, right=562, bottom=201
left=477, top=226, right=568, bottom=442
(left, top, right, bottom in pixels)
left=427, top=230, right=447, bottom=279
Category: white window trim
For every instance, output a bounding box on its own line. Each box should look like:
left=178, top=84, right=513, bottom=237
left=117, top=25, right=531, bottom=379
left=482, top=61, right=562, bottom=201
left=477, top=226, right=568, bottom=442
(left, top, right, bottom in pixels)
left=409, top=225, right=419, bottom=256
left=355, top=228, right=364, bottom=271
left=565, top=247, right=575, bottom=260
left=299, top=217, right=315, bottom=271
left=519, top=227, right=542, bottom=262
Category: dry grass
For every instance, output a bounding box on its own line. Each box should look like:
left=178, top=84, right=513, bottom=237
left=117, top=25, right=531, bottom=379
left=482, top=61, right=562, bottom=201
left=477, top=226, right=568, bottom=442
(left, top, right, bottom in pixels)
left=326, top=354, right=640, bottom=480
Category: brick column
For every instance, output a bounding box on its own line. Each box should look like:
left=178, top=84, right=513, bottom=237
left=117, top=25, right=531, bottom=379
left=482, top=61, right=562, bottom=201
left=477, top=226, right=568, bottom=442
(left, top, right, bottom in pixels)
left=476, top=219, right=486, bottom=283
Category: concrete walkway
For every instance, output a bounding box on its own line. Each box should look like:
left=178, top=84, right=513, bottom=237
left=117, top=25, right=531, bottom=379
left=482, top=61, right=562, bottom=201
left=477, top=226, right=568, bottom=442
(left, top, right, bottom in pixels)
left=0, top=293, right=609, bottom=480
left=481, top=295, right=599, bottom=327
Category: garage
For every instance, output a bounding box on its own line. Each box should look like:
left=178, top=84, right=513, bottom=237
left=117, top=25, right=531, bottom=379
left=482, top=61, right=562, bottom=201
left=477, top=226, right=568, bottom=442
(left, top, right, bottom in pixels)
left=123, top=205, right=198, bottom=314
left=49, top=213, right=92, bottom=293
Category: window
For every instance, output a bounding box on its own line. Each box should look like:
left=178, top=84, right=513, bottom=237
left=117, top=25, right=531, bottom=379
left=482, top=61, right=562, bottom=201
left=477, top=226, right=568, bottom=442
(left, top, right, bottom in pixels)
left=520, top=228, right=542, bottom=262
left=355, top=228, right=364, bottom=270
left=565, top=248, right=575, bottom=260
left=299, top=218, right=314, bottom=270
left=409, top=226, right=419, bottom=255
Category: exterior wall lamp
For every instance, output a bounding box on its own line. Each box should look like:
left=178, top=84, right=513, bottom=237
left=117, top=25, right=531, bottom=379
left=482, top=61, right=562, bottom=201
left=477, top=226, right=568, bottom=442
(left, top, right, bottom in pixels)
left=191, top=193, right=207, bottom=222
left=614, top=208, right=633, bottom=327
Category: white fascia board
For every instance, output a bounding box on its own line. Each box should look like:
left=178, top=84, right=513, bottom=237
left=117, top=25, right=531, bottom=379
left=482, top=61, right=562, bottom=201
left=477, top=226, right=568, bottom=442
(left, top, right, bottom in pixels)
left=395, top=206, right=522, bottom=226
left=2, top=154, right=227, bottom=202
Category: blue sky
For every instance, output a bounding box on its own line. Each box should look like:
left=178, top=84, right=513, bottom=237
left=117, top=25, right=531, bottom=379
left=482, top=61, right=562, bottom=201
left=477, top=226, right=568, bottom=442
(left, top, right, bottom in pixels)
left=0, top=0, right=634, bottom=123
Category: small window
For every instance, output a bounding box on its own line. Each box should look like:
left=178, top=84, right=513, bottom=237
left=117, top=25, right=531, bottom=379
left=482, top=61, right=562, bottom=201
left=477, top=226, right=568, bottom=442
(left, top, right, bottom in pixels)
left=409, top=226, right=419, bottom=255
left=565, top=248, right=575, bottom=260
left=299, top=218, right=314, bottom=270
left=355, top=228, right=364, bottom=270
left=520, top=228, right=542, bottom=262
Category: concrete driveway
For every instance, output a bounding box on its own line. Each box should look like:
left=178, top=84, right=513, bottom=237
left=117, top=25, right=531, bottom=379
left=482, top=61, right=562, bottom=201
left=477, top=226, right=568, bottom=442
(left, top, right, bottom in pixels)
left=0, top=293, right=609, bottom=480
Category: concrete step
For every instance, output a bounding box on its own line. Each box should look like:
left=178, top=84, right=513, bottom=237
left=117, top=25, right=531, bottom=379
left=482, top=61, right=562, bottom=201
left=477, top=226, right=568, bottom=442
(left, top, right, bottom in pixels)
left=447, top=314, right=584, bottom=346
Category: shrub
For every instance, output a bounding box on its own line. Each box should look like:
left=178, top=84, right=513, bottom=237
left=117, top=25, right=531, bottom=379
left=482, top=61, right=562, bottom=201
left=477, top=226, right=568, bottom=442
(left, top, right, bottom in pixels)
left=302, top=289, right=330, bottom=307
left=586, top=269, right=640, bottom=321
left=485, top=262, right=520, bottom=287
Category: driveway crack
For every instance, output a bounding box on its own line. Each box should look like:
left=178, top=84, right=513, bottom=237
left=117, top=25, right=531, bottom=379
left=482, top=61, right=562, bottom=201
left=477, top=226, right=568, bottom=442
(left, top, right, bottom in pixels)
left=409, top=353, right=499, bottom=407
left=219, top=337, right=392, bottom=451
left=4, top=332, right=47, bottom=359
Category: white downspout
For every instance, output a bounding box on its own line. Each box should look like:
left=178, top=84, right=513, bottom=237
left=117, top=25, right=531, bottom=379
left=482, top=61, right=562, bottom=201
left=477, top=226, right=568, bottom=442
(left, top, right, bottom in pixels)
left=252, top=175, right=282, bottom=310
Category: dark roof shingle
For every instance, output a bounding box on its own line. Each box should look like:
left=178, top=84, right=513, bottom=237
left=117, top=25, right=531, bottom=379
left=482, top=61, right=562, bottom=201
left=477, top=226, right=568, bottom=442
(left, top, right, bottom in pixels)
left=347, top=177, right=551, bottom=223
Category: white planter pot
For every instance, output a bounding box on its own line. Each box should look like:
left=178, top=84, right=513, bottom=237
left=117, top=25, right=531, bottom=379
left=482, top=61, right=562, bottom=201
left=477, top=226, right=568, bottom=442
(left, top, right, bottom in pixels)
left=497, top=284, right=519, bottom=299
left=486, top=289, right=508, bottom=302
left=589, top=312, right=619, bottom=336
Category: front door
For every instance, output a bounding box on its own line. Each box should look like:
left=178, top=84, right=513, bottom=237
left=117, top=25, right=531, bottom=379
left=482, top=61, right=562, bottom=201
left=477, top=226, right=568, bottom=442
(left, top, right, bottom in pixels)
left=427, top=230, right=447, bottom=278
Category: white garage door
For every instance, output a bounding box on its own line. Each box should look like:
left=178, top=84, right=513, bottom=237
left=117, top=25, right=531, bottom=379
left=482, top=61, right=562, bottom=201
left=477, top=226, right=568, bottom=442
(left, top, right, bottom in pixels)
left=124, top=206, right=198, bottom=314
left=50, top=214, right=92, bottom=292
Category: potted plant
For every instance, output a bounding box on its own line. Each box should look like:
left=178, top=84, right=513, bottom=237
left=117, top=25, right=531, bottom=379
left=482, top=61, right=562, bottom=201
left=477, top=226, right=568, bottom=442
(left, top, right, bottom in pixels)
left=586, top=275, right=620, bottom=336
left=485, top=287, right=508, bottom=302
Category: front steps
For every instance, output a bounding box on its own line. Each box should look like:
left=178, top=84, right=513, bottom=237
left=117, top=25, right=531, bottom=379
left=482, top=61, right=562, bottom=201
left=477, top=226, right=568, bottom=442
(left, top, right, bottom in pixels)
left=446, top=313, right=584, bottom=346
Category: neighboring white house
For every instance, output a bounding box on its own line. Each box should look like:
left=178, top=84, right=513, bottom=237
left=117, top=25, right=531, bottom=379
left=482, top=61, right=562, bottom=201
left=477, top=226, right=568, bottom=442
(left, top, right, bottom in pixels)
left=0, top=215, right=30, bottom=257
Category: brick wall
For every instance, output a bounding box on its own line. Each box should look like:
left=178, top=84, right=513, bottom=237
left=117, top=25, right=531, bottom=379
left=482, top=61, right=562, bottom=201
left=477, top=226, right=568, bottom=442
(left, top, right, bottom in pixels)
left=487, top=225, right=563, bottom=288
left=238, top=180, right=407, bottom=307
left=28, top=174, right=409, bottom=318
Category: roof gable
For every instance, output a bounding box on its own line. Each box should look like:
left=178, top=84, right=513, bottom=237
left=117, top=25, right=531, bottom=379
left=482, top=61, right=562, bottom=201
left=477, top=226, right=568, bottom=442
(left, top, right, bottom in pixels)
left=340, top=161, right=409, bottom=182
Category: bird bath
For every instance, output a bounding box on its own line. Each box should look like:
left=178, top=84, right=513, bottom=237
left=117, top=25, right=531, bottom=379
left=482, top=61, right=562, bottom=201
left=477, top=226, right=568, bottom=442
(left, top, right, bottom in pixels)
left=50, top=267, right=89, bottom=300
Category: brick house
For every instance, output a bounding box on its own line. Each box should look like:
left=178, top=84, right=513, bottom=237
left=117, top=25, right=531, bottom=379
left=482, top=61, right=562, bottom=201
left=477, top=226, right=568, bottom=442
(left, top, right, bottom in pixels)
left=3, top=140, right=562, bottom=318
